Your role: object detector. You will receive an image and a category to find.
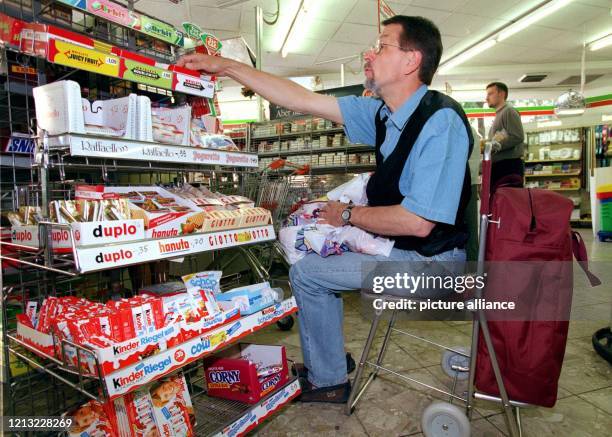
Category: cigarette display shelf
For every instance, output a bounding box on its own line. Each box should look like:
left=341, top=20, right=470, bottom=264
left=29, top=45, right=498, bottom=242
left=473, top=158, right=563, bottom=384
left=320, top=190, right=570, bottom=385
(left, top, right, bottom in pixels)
left=252, top=126, right=345, bottom=142
left=524, top=171, right=581, bottom=178
left=192, top=377, right=301, bottom=437
left=258, top=143, right=372, bottom=159
left=7, top=297, right=298, bottom=402
left=525, top=158, right=581, bottom=164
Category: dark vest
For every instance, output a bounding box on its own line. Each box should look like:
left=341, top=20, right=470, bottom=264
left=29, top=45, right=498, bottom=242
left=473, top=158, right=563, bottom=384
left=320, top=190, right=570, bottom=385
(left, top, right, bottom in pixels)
left=365, top=90, right=473, bottom=257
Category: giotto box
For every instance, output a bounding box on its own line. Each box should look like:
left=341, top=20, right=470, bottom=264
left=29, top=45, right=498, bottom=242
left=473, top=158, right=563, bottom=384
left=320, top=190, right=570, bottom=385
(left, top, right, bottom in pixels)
left=204, top=343, right=288, bottom=404
left=238, top=207, right=272, bottom=228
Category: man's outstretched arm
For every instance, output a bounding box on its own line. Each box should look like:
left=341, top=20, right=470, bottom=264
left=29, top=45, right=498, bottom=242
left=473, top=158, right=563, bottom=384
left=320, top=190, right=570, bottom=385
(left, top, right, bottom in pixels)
left=177, top=53, right=343, bottom=124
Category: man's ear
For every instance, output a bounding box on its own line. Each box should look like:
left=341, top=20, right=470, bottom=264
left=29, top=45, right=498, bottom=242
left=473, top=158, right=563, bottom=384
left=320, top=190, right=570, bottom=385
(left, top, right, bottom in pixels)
left=404, top=50, right=422, bottom=76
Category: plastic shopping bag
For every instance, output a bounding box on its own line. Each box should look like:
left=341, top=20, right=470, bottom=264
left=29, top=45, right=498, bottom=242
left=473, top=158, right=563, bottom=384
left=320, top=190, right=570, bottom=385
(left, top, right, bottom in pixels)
left=327, top=173, right=371, bottom=205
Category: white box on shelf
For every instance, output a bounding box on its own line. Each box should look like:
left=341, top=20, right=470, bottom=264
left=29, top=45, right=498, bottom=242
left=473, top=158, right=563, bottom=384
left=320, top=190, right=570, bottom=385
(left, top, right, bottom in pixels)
left=34, top=80, right=85, bottom=135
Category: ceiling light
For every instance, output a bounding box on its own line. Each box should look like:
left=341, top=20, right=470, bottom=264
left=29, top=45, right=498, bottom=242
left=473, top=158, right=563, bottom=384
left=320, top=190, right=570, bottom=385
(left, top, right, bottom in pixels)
left=438, top=40, right=496, bottom=75
left=281, top=0, right=307, bottom=58
left=497, top=0, right=573, bottom=42
left=554, top=89, right=586, bottom=116
left=538, top=119, right=563, bottom=128
left=588, top=33, right=612, bottom=51
left=438, top=0, right=573, bottom=74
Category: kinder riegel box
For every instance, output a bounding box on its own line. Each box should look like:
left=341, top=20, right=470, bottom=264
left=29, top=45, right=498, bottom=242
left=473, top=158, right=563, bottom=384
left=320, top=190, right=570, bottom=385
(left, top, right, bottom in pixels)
left=125, top=388, right=160, bottom=437
left=63, top=400, right=116, bottom=437
left=93, top=323, right=182, bottom=376
left=76, top=185, right=206, bottom=239
left=204, top=344, right=288, bottom=404
left=149, top=374, right=195, bottom=437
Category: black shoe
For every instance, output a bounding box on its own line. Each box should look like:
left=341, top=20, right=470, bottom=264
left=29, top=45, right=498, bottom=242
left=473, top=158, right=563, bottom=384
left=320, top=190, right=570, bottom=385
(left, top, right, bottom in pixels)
left=292, top=352, right=356, bottom=378
left=297, top=378, right=351, bottom=403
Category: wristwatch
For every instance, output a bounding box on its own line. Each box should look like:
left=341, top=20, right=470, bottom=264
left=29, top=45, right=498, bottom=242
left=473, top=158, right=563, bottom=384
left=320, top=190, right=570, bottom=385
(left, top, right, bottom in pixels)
left=341, top=204, right=355, bottom=226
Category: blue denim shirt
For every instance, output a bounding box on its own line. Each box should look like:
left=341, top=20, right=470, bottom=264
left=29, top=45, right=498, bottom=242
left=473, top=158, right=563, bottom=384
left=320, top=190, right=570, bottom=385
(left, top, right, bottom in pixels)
left=337, top=85, right=469, bottom=225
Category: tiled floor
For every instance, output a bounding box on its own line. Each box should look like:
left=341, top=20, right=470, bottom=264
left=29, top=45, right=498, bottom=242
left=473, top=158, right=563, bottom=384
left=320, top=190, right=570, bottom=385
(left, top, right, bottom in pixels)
left=251, top=230, right=612, bottom=436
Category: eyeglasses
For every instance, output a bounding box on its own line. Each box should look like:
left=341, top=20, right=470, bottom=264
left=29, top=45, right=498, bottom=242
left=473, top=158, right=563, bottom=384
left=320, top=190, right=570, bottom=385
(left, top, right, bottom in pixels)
left=371, top=38, right=413, bottom=55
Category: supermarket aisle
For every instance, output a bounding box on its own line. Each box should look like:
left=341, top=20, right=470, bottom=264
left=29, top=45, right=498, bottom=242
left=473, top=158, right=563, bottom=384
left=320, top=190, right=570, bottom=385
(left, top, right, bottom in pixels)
left=251, top=229, right=612, bottom=436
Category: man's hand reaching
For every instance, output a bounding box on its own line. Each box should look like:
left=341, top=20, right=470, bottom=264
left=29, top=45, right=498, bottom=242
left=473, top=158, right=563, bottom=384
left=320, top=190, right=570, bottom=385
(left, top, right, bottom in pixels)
left=176, top=53, right=234, bottom=75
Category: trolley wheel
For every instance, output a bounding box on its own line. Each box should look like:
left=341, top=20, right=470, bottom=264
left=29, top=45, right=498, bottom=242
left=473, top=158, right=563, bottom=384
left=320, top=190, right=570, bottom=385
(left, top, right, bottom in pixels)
left=441, top=347, right=470, bottom=380
left=276, top=315, right=294, bottom=331
left=421, top=402, right=471, bottom=437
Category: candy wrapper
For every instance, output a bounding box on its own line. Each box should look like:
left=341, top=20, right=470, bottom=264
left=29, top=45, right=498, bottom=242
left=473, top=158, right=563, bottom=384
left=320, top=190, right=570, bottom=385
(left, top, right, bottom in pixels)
left=149, top=374, right=194, bottom=437
left=182, top=271, right=222, bottom=317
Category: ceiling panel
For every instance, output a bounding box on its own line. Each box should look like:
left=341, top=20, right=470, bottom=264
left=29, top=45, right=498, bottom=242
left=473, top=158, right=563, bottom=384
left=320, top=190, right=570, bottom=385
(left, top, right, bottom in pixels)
left=333, top=22, right=378, bottom=45
left=536, top=2, right=609, bottom=31
left=190, top=6, right=242, bottom=31
left=398, top=5, right=453, bottom=25
left=439, top=13, right=506, bottom=38
left=410, top=0, right=468, bottom=12
left=344, top=0, right=385, bottom=26
left=311, top=0, right=359, bottom=23
left=317, top=41, right=365, bottom=61
left=459, top=0, right=522, bottom=18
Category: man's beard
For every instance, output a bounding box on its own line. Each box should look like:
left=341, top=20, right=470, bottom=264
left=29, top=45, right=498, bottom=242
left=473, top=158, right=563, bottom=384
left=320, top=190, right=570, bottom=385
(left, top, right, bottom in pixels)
left=364, top=78, right=380, bottom=95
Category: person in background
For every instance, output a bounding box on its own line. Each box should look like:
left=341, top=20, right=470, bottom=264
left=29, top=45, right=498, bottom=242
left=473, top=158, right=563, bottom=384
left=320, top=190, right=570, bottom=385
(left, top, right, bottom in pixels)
left=485, top=82, right=526, bottom=187
left=177, top=15, right=472, bottom=403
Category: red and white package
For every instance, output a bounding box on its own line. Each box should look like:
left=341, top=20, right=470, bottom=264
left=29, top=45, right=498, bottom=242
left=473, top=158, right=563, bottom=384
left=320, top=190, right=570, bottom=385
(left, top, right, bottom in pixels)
left=63, top=400, right=116, bottom=437
left=25, top=301, right=38, bottom=328
left=125, top=387, right=161, bottom=437
left=149, top=374, right=194, bottom=437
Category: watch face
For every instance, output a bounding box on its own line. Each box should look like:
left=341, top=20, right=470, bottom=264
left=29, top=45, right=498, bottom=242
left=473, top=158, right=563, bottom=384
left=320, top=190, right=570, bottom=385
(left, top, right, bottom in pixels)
left=341, top=209, right=350, bottom=221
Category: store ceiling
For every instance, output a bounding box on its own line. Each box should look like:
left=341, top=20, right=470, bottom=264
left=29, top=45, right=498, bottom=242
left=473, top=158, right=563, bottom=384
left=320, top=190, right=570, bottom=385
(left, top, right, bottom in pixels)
left=140, top=0, right=612, bottom=92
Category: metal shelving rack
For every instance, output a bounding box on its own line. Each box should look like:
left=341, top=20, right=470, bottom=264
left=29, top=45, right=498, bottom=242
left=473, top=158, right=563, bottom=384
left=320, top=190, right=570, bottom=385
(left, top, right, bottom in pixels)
left=1, top=1, right=300, bottom=434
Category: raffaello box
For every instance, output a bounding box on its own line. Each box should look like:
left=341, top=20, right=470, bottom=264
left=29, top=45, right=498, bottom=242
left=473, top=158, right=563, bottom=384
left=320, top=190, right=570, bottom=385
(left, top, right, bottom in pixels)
left=204, top=344, right=288, bottom=404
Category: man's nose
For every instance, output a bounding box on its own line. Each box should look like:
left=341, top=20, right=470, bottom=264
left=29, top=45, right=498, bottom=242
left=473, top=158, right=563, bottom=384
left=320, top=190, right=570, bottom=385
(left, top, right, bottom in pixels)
left=363, top=50, right=376, bottom=63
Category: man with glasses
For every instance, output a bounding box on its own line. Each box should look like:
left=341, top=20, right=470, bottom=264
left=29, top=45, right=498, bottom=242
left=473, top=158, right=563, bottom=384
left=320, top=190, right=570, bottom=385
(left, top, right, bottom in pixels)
left=178, top=15, right=471, bottom=403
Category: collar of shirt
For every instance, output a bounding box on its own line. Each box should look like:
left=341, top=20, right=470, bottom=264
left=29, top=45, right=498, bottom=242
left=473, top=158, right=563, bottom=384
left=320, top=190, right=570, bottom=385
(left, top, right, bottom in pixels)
left=379, top=84, right=428, bottom=130
left=495, top=103, right=508, bottom=113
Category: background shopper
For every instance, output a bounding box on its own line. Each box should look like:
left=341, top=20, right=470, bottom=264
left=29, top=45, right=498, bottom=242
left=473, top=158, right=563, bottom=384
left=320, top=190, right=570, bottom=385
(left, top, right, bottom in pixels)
left=485, top=82, right=526, bottom=187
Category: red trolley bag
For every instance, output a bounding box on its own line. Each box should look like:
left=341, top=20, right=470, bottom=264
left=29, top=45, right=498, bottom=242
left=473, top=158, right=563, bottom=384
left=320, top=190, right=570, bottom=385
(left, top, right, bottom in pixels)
left=474, top=178, right=600, bottom=407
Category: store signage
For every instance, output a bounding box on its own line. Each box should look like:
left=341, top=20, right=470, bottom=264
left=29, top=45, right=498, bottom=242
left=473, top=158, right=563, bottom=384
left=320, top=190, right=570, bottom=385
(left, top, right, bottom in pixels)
left=120, top=59, right=172, bottom=89
left=75, top=225, right=274, bottom=272
left=4, top=135, right=35, bottom=154
left=86, top=0, right=140, bottom=29
left=49, top=39, right=120, bottom=77
left=65, top=134, right=257, bottom=167
left=173, top=72, right=214, bottom=98
left=141, top=16, right=184, bottom=46
left=201, top=33, right=222, bottom=54
left=182, top=22, right=203, bottom=40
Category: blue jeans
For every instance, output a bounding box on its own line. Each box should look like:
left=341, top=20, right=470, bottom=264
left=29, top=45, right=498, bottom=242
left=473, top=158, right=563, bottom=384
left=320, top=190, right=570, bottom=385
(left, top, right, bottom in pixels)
left=289, top=247, right=466, bottom=387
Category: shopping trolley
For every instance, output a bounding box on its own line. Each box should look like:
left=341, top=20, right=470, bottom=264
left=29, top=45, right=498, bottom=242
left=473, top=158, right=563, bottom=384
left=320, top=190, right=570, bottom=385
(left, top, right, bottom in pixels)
left=234, top=159, right=311, bottom=331
left=346, top=142, right=530, bottom=437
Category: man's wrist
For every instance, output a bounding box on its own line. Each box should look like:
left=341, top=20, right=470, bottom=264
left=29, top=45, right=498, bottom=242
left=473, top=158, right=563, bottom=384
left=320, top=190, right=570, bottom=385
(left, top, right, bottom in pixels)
left=349, top=205, right=365, bottom=226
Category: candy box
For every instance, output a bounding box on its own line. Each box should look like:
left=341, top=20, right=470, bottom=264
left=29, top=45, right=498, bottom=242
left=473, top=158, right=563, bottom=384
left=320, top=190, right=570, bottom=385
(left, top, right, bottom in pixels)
left=203, top=343, right=288, bottom=404
left=149, top=374, right=194, bottom=437
left=216, top=282, right=282, bottom=315
left=63, top=400, right=116, bottom=437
